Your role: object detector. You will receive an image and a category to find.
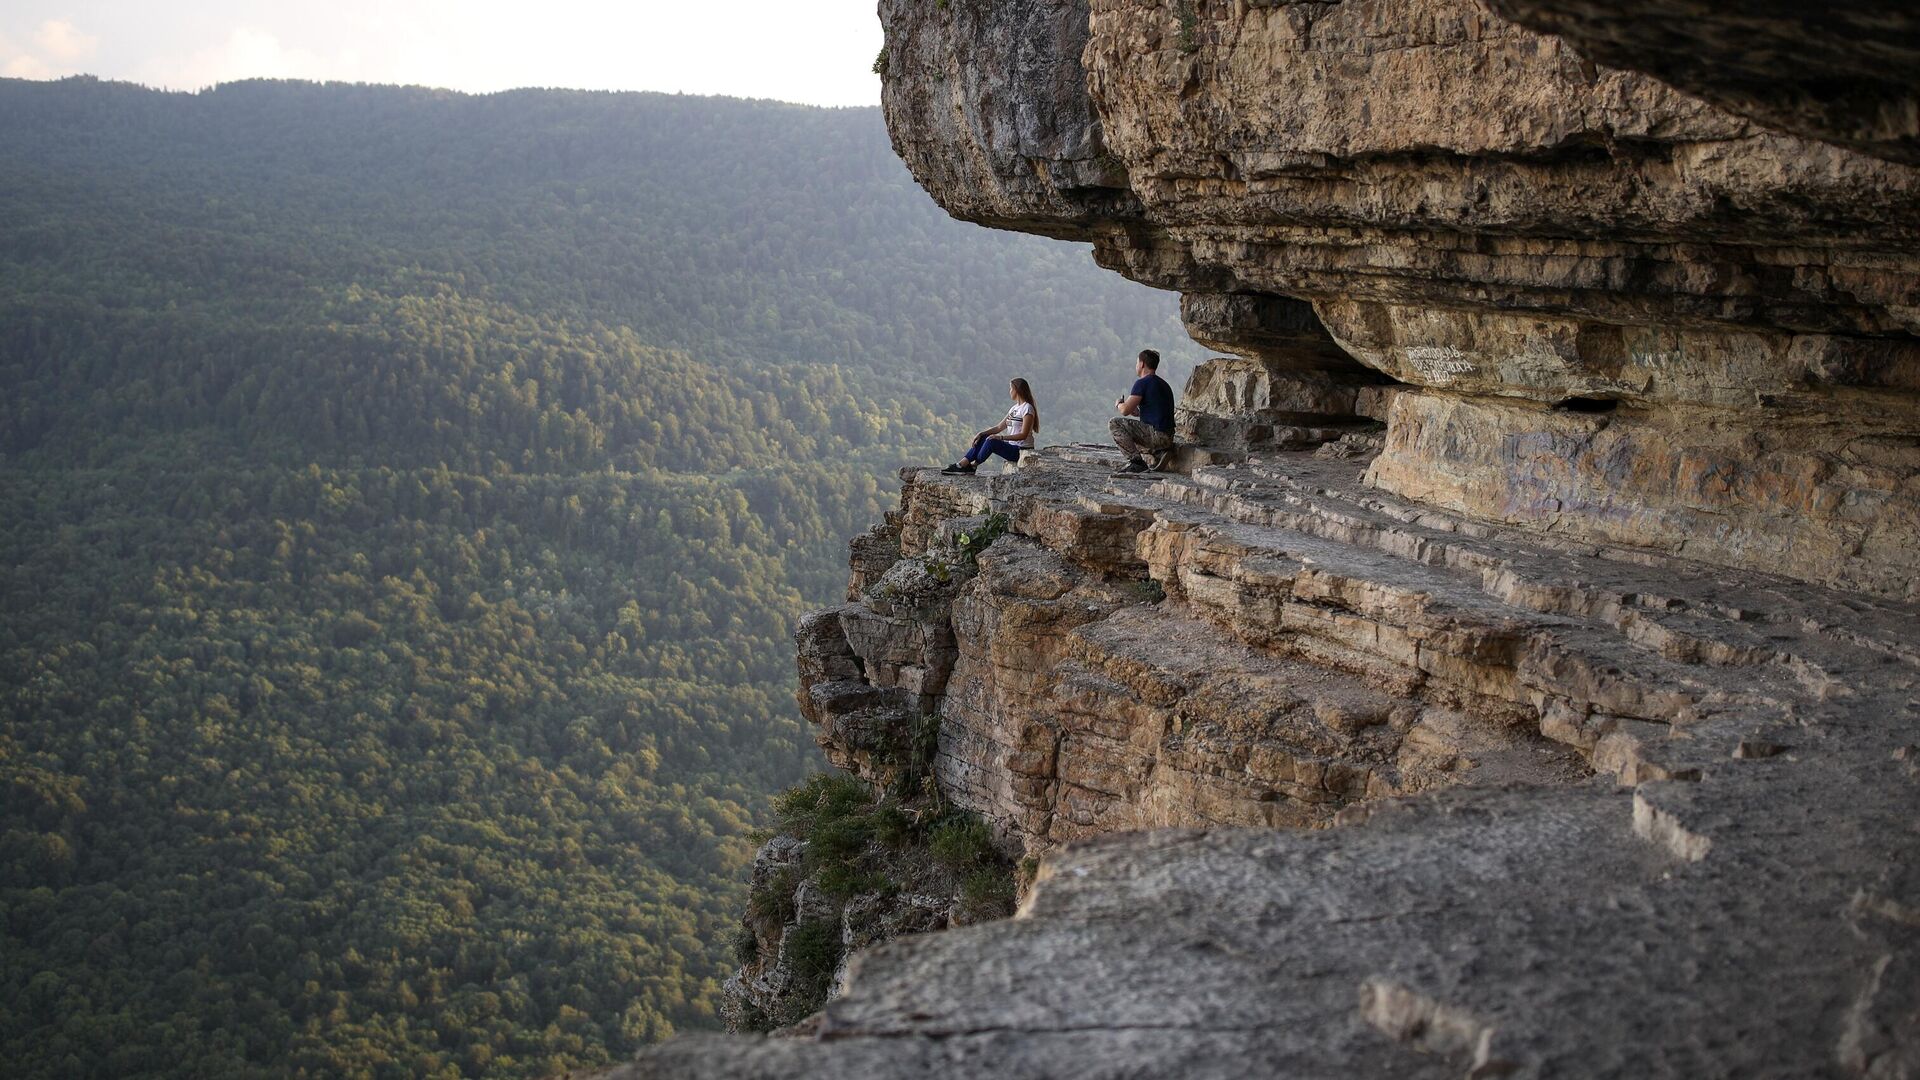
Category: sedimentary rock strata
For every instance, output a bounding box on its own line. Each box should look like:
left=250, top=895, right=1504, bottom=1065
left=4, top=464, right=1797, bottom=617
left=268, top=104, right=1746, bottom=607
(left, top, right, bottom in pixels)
left=626, top=444, right=1920, bottom=1078
left=1484, top=0, right=1920, bottom=166
left=623, top=1, right=1920, bottom=1075
left=879, top=0, right=1920, bottom=600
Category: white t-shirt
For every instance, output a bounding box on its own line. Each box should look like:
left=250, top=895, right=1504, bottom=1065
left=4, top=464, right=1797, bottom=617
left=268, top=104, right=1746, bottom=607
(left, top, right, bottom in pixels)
left=1002, top=402, right=1035, bottom=448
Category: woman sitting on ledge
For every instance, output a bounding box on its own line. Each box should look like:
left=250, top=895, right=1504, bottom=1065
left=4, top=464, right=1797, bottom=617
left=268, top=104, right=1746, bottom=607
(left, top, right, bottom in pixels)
left=943, top=378, right=1038, bottom=474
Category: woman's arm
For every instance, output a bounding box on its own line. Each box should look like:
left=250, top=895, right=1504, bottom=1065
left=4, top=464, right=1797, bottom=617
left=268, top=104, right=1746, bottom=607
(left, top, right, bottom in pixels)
left=973, top=417, right=1008, bottom=445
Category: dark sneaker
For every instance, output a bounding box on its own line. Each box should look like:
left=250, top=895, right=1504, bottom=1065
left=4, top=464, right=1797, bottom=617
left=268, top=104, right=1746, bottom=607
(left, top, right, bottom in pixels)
left=941, top=463, right=967, bottom=474
left=1115, top=458, right=1150, bottom=474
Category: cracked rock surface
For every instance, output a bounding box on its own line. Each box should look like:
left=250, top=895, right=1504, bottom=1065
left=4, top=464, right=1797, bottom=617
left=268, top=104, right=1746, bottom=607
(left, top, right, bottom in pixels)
left=619, top=449, right=1920, bottom=1078
left=614, top=3, right=1920, bottom=1074
left=876, top=0, right=1920, bottom=599
left=1485, top=0, right=1920, bottom=165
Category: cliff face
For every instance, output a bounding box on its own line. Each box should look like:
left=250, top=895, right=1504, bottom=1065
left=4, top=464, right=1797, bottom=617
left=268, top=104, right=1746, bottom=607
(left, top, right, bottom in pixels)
left=882, top=0, right=1920, bottom=601
left=1484, top=0, right=1920, bottom=166
left=621, top=3, right=1920, bottom=1077
left=800, top=454, right=1604, bottom=859
left=637, top=445, right=1920, bottom=1079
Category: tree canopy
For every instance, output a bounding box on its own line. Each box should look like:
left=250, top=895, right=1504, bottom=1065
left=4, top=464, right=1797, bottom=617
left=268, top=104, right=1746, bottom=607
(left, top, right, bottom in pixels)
left=0, top=76, right=1195, bottom=1078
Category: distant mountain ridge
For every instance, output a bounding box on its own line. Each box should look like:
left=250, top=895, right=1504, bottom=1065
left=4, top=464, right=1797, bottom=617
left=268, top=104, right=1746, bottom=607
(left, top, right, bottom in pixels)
left=0, top=75, right=1197, bottom=463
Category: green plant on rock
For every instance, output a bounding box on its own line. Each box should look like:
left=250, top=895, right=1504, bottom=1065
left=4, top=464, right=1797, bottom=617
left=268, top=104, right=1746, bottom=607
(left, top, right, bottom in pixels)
left=889, top=711, right=945, bottom=803
left=927, top=811, right=1017, bottom=921
left=768, top=772, right=908, bottom=900
left=731, top=925, right=760, bottom=966
left=809, top=808, right=893, bottom=899
left=872, top=48, right=889, bottom=77
left=955, top=513, right=1010, bottom=561
left=773, top=773, right=874, bottom=838
left=782, top=919, right=844, bottom=1018
left=816, top=861, right=892, bottom=900
left=1176, top=0, right=1199, bottom=52
left=928, top=812, right=1000, bottom=873
left=871, top=800, right=917, bottom=848
left=746, top=863, right=801, bottom=925
left=959, top=866, right=1017, bottom=920
left=737, top=998, right=775, bottom=1035
left=738, top=772, right=1021, bottom=1017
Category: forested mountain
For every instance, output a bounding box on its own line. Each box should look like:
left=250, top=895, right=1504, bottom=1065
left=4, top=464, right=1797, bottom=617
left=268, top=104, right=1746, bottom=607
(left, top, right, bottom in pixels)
left=0, top=77, right=1196, bottom=1077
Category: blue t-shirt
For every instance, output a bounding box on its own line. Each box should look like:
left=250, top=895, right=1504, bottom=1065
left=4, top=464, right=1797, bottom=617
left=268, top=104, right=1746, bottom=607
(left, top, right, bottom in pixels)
left=1131, top=374, right=1175, bottom=434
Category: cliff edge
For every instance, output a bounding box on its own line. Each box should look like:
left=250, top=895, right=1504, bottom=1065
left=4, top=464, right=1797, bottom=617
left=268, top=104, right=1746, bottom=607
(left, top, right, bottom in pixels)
left=619, top=3, right=1920, bottom=1076
left=877, top=0, right=1920, bottom=604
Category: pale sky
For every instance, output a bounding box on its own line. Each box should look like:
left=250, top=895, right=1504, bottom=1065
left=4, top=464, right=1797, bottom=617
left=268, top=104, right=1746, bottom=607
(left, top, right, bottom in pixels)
left=0, top=1, right=885, bottom=107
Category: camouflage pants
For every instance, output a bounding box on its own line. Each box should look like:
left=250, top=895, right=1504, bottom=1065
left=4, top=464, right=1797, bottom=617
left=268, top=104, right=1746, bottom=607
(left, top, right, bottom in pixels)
left=1110, top=416, right=1173, bottom=463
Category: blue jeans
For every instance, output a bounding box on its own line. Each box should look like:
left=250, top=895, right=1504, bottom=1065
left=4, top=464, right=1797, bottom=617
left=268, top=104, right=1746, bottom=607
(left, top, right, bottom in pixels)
left=964, top=439, right=1024, bottom=465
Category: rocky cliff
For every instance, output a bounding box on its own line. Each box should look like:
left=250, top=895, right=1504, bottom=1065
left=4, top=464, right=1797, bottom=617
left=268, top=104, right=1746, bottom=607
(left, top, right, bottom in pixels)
left=619, top=3, right=1920, bottom=1076
left=880, top=0, right=1920, bottom=602
left=1484, top=1, right=1920, bottom=166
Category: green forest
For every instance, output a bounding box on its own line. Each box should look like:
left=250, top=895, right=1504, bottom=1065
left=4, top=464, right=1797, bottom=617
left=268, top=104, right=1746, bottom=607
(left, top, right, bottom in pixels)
left=0, top=77, right=1197, bottom=1077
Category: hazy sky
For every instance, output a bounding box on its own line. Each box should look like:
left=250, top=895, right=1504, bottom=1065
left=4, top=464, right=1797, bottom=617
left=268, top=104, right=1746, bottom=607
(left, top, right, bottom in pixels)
left=0, top=1, right=885, bottom=106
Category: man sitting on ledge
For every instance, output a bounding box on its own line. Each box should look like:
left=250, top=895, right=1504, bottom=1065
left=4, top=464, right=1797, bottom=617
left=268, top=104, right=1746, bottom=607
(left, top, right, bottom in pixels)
left=1110, top=348, right=1176, bottom=474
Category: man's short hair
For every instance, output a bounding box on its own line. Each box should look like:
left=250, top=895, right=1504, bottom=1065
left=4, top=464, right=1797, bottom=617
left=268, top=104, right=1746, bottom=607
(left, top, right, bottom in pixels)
left=1137, top=349, right=1161, bottom=370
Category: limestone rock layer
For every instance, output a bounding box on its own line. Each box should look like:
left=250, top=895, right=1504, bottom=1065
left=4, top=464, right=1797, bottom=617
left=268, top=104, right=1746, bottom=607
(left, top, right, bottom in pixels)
left=879, top=0, right=1920, bottom=600
left=1485, top=0, right=1920, bottom=165
left=626, top=445, right=1920, bottom=1079
left=622, top=3, right=1920, bottom=1076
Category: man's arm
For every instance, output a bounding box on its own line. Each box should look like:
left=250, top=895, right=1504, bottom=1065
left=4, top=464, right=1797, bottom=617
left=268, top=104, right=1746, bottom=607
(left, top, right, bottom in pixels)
left=1115, top=394, right=1142, bottom=416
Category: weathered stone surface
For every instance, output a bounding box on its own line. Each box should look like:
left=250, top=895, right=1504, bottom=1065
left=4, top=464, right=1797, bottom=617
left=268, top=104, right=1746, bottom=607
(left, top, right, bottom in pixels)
left=1366, top=389, right=1920, bottom=600
left=638, top=443, right=1919, bottom=1077
left=630, top=728, right=1920, bottom=1078
left=809, top=446, right=1907, bottom=862
left=1178, top=291, right=1358, bottom=372
left=794, top=606, right=917, bottom=781
left=935, top=534, right=1138, bottom=849
left=885, top=0, right=1920, bottom=336
left=718, top=837, right=810, bottom=1033
left=1076, top=0, right=1920, bottom=335
left=845, top=516, right=903, bottom=601
left=631, top=4, right=1920, bottom=1074
left=891, top=466, right=994, bottom=557
left=1176, top=357, right=1384, bottom=453
left=875, top=0, right=1138, bottom=238
left=808, top=458, right=1625, bottom=854
left=876, top=0, right=1920, bottom=593
left=1486, top=0, right=1920, bottom=165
